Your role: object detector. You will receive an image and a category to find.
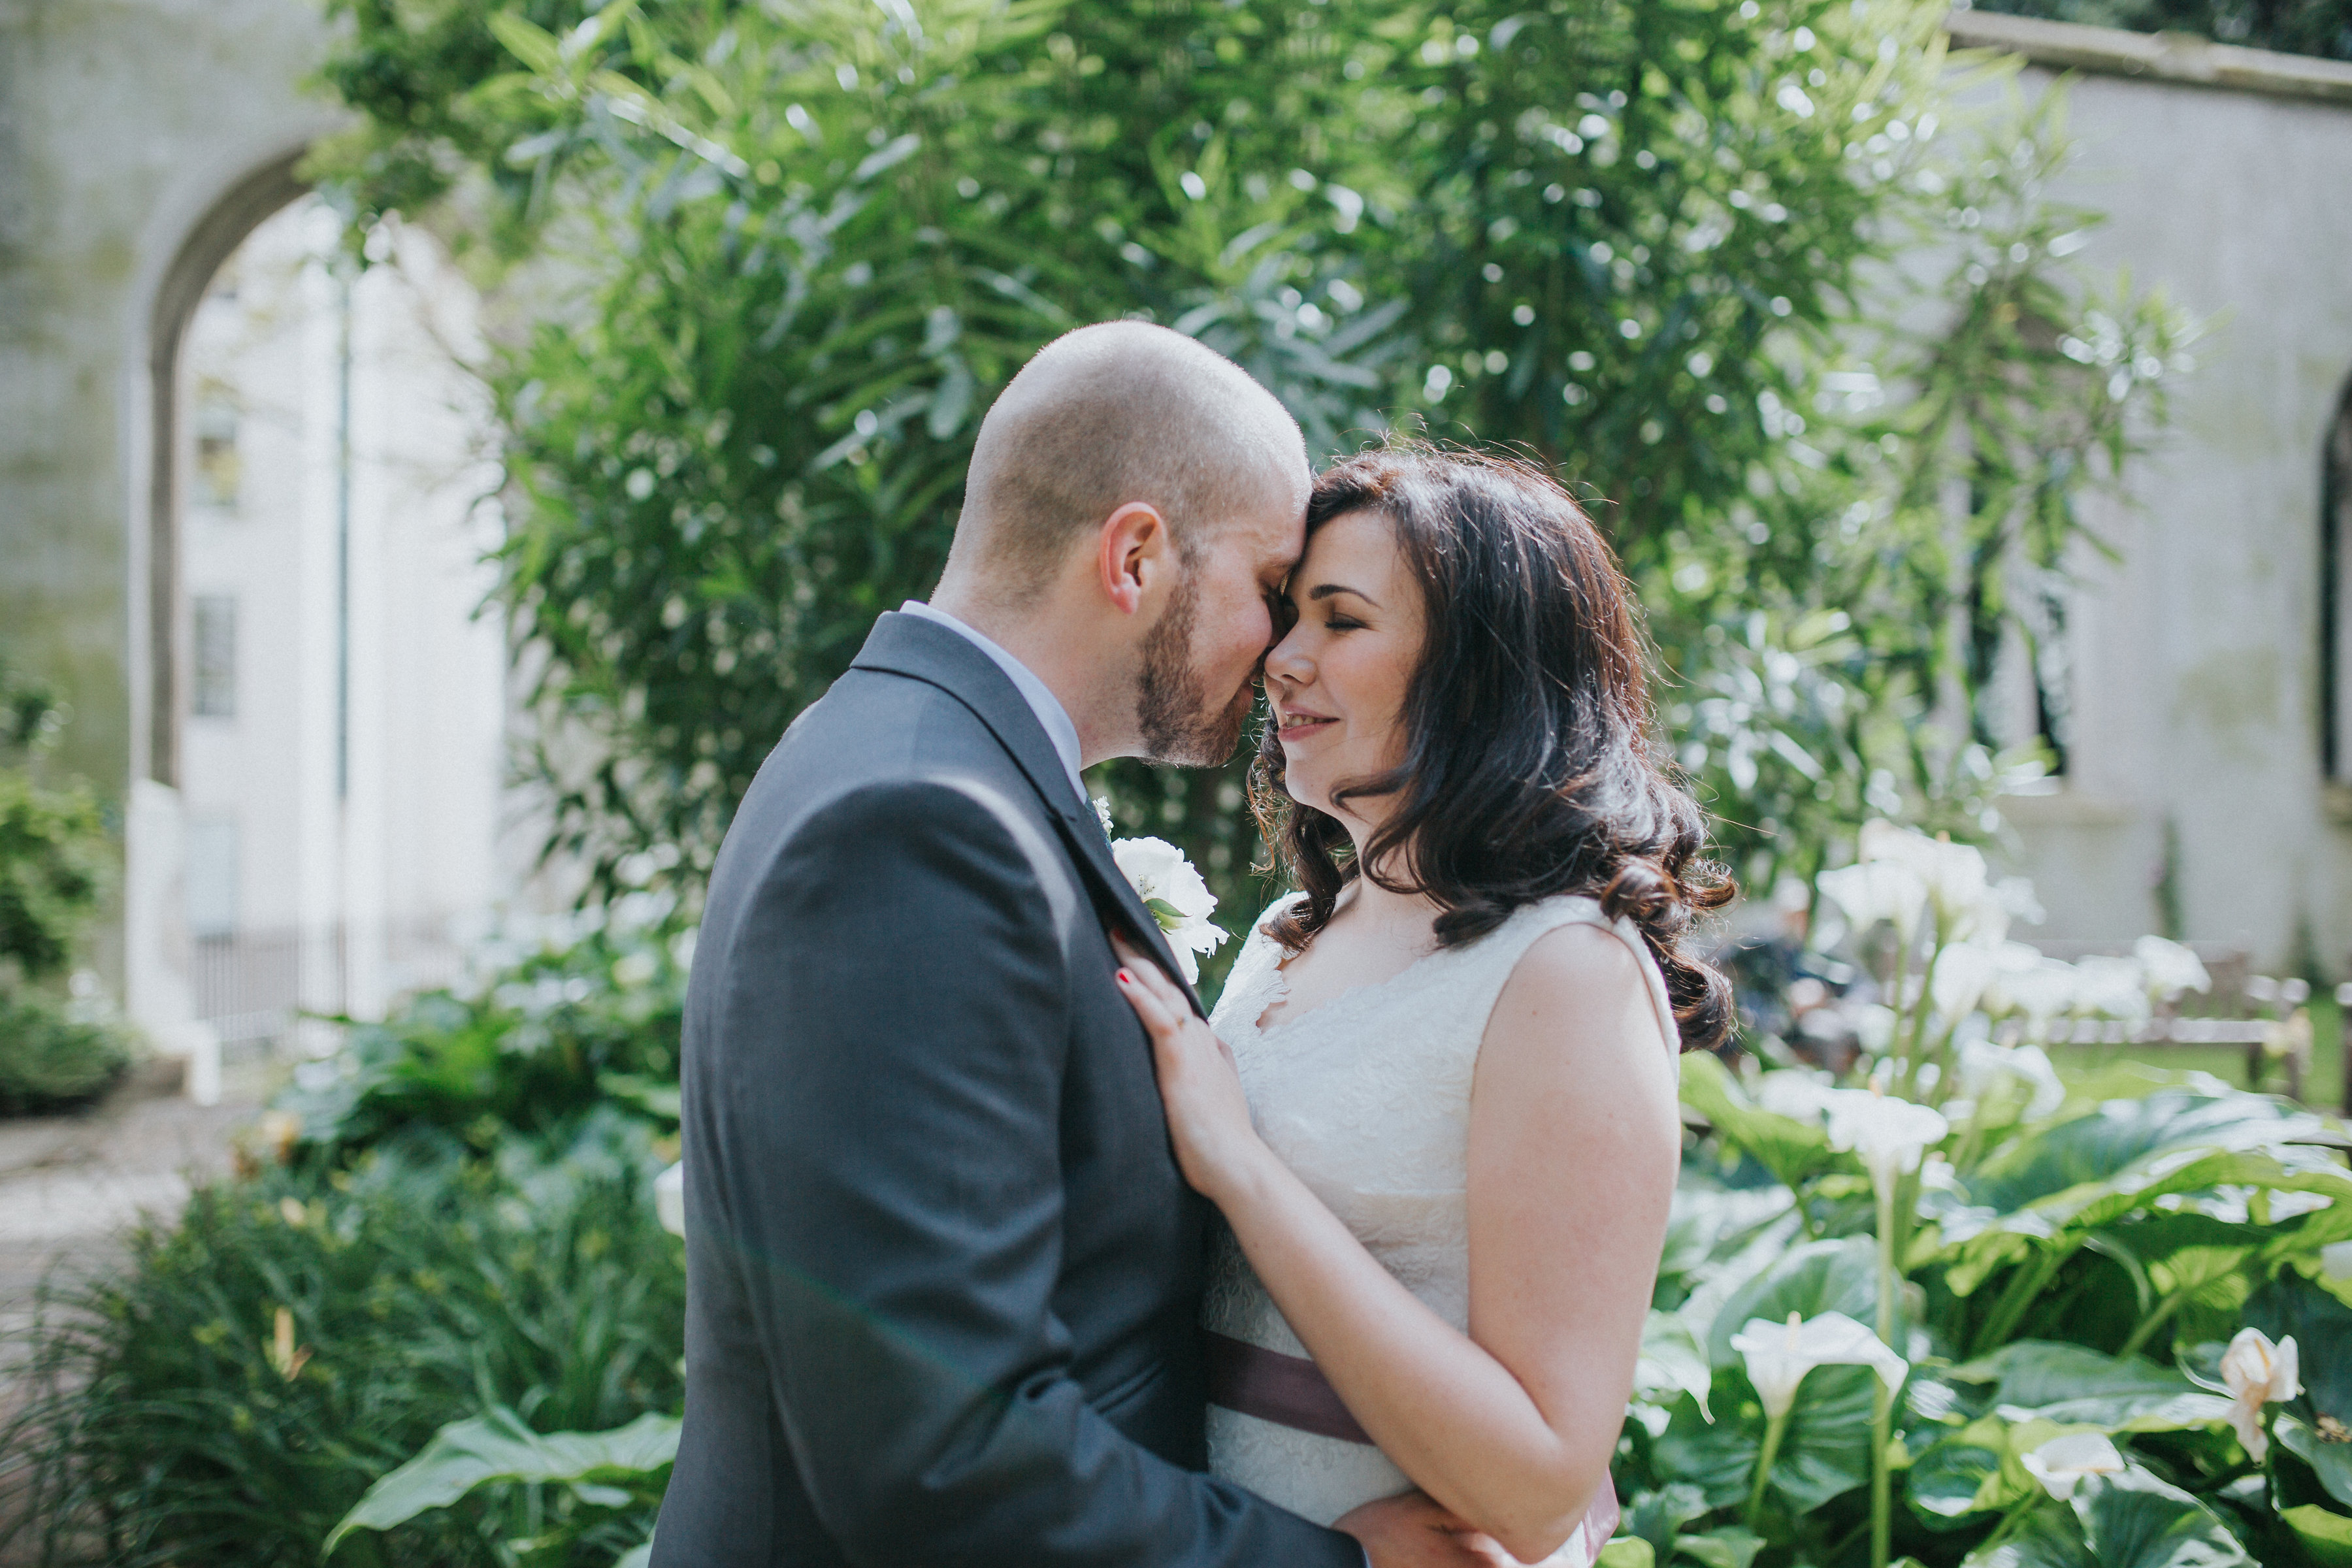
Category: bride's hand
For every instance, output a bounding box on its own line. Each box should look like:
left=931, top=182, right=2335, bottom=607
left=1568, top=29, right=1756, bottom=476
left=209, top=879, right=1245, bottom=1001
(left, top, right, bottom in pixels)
left=1111, top=934, right=1269, bottom=1205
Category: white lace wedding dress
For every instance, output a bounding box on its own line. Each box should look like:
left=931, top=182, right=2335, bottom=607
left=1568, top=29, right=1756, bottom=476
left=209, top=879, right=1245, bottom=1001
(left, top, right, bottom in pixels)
left=1202, top=891, right=1678, bottom=1565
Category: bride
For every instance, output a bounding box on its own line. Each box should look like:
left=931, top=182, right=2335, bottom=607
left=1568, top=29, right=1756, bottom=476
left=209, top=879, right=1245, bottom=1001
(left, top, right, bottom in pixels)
left=1114, top=446, right=1735, bottom=1567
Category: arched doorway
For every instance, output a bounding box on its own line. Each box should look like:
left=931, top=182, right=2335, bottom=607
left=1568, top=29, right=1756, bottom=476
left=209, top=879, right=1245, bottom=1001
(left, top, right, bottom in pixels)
left=2323, top=375, right=2352, bottom=785
left=133, top=167, right=513, bottom=1068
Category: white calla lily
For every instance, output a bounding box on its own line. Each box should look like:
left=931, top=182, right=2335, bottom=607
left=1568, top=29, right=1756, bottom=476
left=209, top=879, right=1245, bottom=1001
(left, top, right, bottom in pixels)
left=1754, top=1069, right=1844, bottom=1123
left=2072, top=955, right=2153, bottom=1024
left=2133, top=935, right=2211, bottom=1002
left=2220, top=1327, right=2299, bottom=1461
left=2021, top=1432, right=2127, bottom=1501
left=1928, top=939, right=2006, bottom=1020
left=1818, top=858, right=1930, bottom=943
left=1823, top=1087, right=1950, bottom=1194
left=1955, top=1037, right=2067, bottom=1121
left=1985, top=953, right=2081, bottom=1037
left=1730, top=1310, right=1910, bottom=1419
left=1859, top=820, right=1989, bottom=930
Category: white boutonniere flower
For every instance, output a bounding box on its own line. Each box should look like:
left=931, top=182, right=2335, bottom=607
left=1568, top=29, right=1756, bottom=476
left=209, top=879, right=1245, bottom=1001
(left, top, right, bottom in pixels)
left=1109, top=835, right=1228, bottom=985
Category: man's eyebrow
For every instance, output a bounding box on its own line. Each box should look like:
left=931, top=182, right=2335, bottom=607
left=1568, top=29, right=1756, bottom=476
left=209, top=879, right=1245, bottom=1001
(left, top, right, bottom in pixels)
left=1307, top=582, right=1381, bottom=609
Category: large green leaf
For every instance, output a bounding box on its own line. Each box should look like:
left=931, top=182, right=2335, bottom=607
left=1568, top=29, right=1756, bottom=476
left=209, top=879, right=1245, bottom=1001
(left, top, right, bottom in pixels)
left=2281, top=1504, right=2352, bottom=1568
left=1938, top=1143, right=2350, bottom=1299
left=1651, top=1356, right=1888, bottom=1518
left=1654, top=1237, right=1888, bottom=1514
left=2069, top=1468, right=2251, bottom=1567
left=1967, top=1093, right=2329, bottom=1215
left=1674, top=1527, right=1765, bottom=1568
left=1625, top=1484, right=1711, bottom=1559
left=1680, top=1054, right=1839, bottom=1193
left=1637, top=1311, right=1714, bottom=1420
left=1658, top=1181, right=1799, bottom=1301
left=1597, top=1540, right=1657, bottom=1568
left=323, top=1407, right=681, bottom=1556
left=1960, top=1500, right=2090, bottom=1567
left=2280, top=1414, right=2352, bottom=1512
left=1703, top=1238, right=1882, bottom=1366
left=1946, top=1342, right=2232, bottom=1433
left=1908, top=1415, right=2039, bottom=1528
left=2246, top=1271, right=2352, bottom=1426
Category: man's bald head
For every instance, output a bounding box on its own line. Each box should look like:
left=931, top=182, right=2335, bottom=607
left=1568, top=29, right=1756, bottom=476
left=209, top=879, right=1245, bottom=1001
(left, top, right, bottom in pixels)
left=945, top=321, right=1307, bottom=602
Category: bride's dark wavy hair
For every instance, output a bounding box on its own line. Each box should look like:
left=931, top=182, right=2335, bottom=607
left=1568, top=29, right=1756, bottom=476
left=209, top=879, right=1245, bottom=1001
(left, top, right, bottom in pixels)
left=1254, top=444, right=1737, bottom=1053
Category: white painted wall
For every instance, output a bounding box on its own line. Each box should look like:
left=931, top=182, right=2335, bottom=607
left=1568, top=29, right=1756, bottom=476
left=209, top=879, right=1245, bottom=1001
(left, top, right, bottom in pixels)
left=176, top=199, right=510, bottom=1036
left=1984, top=56, right=2352, bottom=970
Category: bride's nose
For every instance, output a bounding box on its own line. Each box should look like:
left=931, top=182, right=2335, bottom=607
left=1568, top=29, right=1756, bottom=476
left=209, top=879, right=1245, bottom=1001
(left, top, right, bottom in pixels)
left=1263, top=627, right=1312, bottom=689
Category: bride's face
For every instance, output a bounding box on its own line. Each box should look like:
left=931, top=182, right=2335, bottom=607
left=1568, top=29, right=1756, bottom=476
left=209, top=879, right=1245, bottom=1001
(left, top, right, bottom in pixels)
left=1262, top=508, right=1426, bottom=824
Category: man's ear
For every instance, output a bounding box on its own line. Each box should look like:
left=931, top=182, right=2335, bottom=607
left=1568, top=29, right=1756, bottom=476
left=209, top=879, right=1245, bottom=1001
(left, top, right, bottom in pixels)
left=1095, top=501, right=1169, bottom=617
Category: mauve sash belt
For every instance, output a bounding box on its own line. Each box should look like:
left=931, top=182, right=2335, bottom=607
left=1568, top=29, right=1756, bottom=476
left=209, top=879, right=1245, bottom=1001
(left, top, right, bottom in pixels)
left=1203, top=1328, right=1373, bottom=1443
left=1202, top=1330, right=1622, bottom=1556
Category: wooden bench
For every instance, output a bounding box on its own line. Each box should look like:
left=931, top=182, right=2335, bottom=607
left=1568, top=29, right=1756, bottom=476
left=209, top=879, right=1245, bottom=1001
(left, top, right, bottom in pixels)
left=2029, top=941, right=2321, bottom=1104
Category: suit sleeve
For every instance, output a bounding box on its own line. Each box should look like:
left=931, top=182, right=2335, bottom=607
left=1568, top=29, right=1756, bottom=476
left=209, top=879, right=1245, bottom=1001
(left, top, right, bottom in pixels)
left=704, top=778, right=1360, bottom=1567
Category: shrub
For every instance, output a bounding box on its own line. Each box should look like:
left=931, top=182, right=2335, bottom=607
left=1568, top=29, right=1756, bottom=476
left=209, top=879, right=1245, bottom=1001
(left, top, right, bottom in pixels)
left=307, top=0, right=2194, bottom=941
left=0, top=991, right=134, bottom=1115
left=1973, top=0, right=2352, bottom=62
left=0, top=661, right=133, bottom=1113
left=0, top=1111, right=681, bottom=1568
left=273, top=896, right=689, bottom=1162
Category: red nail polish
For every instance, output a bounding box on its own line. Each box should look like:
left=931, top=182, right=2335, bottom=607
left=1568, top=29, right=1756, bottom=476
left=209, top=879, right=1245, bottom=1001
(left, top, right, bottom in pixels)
left=1117, top=969, right=1133, bottom=983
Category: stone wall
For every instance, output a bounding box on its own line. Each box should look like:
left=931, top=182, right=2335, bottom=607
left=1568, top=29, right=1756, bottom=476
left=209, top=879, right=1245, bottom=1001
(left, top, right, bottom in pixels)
left=0, top=0, right=338, bottom=1034
left=0, top=0, right=340, bottom=789
left=1948, top=14, right=2352, bottom=967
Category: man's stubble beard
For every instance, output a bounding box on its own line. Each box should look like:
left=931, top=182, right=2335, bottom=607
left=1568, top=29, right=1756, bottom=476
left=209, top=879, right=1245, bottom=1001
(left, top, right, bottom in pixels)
left=1135, top=566, right=1257, bottom=767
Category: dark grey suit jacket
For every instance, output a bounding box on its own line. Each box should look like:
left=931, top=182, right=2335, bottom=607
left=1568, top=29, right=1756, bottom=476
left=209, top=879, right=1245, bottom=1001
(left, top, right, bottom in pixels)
left=651, top=612, right=1360, bottom=1567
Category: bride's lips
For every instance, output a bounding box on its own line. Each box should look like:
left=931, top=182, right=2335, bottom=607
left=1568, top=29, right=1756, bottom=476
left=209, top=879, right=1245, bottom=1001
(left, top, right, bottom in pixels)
left=1276, top=709, right=1337, bottom=743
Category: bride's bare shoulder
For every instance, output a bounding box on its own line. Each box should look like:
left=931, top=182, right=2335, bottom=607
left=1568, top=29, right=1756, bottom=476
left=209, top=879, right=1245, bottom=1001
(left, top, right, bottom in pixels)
left=1484, top=913, right=1676, bottom=1072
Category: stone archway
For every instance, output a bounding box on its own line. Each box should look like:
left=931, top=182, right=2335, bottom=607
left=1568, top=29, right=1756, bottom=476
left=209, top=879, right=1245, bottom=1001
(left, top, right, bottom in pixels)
left=2324, top=374, right=2352, bottom=784
left=119, top=149, right=317, bottom=1086
left=131, top=174, right=515, bottom=1061
left=144, top=150, right=311, bottom=791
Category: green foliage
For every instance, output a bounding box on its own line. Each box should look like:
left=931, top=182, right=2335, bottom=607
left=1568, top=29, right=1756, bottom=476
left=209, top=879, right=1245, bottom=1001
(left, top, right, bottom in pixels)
left=305, top=0, right=2195, bottom=933
left=274, top=896, right=689, bottom=1160
left=0, top=990, right=134, bottom=1115
left=0, top=1111, right=681, bottom=1568
left=1626, top=1064, right=2351, bottom=1565
left=0, top=658, right=131, bottom=1113
left=1972, top=0, right=2352, bottom=61
left=325, top=1406, right=678, bottom=1562
left=16, top=863, right=2348, bottom=1567
left=0, top=669, right=105, bottom=985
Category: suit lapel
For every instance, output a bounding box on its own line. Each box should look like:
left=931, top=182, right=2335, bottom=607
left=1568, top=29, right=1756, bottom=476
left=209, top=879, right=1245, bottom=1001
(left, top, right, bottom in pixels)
left=849, top=613, right=1204, bottom=1015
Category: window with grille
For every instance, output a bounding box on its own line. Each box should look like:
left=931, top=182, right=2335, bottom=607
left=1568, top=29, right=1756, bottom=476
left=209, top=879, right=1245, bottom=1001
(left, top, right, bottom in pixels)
left=193, top=383, right=240, bottom=511
left=193, top=594, right=237, bottom=718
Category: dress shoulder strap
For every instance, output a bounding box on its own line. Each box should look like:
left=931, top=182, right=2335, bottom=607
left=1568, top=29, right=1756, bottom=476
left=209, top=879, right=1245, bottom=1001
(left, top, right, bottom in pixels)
left=1206, top=891, right=1308, bottom=1034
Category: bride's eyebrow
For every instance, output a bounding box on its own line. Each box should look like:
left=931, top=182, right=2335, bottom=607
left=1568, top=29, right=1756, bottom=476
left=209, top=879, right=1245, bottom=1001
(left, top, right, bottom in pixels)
left=1307, top=583, right=1381, bottom=609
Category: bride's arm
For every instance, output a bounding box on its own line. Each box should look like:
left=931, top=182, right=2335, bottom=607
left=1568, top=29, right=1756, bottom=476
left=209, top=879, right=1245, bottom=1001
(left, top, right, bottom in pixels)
left=1115, top=925, right=1680, bottom=1566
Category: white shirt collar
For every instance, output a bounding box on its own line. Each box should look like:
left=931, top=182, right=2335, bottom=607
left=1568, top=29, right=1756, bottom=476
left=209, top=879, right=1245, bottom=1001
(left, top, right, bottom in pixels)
left=898, top=600, right=1088, bottom=808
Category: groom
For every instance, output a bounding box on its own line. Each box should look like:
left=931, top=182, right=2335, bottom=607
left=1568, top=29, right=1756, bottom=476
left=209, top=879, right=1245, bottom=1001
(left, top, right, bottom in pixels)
left=653, top=323, right=1458, bottom=1565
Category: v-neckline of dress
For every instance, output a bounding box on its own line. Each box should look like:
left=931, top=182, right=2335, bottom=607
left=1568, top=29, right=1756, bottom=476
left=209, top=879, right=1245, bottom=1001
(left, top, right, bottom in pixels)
left=1247, top=903, right=1450, bottom=1040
